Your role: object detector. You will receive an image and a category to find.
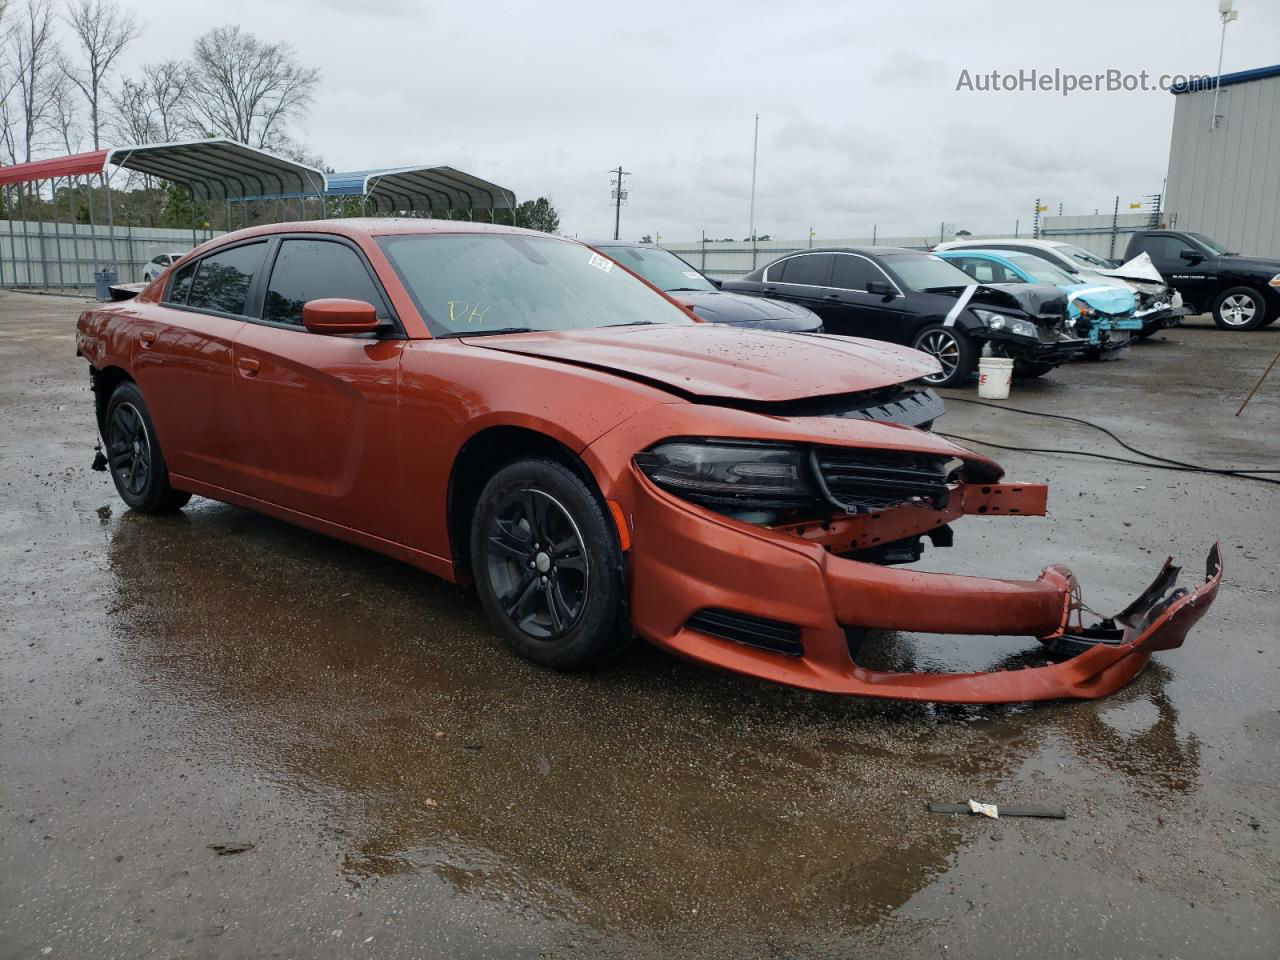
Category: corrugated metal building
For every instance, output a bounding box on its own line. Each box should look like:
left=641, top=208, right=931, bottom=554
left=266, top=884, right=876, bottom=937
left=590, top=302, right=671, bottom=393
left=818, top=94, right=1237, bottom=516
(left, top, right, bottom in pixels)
left=1164, top=64, right=1280, bottom=257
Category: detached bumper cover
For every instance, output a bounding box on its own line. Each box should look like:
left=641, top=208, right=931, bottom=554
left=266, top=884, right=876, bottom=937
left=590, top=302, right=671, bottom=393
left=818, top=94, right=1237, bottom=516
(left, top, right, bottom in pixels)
left=626, top=469, right=1222, bottom=704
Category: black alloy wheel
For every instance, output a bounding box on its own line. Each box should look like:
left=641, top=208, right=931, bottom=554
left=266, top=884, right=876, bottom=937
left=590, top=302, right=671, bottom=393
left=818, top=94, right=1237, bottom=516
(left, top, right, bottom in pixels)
left=102, top=381, right=191, bottom=513
left=484, top=488, right=589, bottom=640
left=470, top=458, right=629, bottom=670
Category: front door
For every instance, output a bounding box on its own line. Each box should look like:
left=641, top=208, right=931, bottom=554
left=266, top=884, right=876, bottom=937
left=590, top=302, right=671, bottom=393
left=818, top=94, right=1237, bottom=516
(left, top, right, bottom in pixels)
left=229, top=236, right=405, bottom=543
left=820, top=252, right=910, bottom=341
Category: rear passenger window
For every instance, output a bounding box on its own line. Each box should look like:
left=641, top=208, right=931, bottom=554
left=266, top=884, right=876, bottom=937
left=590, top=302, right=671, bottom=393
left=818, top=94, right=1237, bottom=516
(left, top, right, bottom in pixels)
left=263, top=239, right=386, bottom=327
left=775, top=254, right=831, bottom=286
left=186, top=242, right=267, bottom=316
left=166, top=261, right=197, bottom=304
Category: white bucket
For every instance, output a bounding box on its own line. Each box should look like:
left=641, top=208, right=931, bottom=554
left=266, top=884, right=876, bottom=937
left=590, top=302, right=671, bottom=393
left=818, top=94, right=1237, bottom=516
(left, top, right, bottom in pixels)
left=977, top=357, right=1014, bottom=399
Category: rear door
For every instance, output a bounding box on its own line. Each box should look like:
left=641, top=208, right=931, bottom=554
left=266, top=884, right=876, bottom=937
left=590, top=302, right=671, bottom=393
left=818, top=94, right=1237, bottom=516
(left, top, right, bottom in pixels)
left=760, top=253, right=833, bottom=313
left=127, top=241, right=265, bottom=490
left=230, top=235, right=406, bottom=541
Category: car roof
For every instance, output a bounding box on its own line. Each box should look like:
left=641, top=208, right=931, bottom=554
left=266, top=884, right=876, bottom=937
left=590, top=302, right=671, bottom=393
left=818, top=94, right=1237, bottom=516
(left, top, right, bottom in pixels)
left=938, top=248, right=1040, bottom=262
left=781, top=246, right=920, bottom=256
left=197, top=218, right=564, bottom=244
left=941, top=238, right=1067, bottom=251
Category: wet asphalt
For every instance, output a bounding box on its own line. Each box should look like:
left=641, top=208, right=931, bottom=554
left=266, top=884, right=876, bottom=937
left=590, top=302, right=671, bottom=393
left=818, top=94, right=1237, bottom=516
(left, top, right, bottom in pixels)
left=1, top=290, right=1277, bottom=959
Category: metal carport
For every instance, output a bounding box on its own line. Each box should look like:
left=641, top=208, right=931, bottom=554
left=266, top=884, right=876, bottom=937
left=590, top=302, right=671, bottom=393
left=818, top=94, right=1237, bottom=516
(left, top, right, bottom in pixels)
left=324, top=165, right=516, bottom=218
left=0, top=139, right=327, bottom=292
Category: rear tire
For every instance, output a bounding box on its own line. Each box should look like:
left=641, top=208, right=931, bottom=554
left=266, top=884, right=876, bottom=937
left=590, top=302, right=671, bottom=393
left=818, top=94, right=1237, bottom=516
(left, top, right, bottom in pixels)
left=911, top=325, right=977, bottom=387
left=1212, top=287, right=1268, bottom=330
left=103, top=381, right=191, bottom=514
left=470, top=458, right=629, bottom=670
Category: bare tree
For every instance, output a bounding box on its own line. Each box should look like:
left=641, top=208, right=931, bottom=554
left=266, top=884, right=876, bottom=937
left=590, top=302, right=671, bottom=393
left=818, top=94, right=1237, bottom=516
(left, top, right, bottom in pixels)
left=61, top=0, right=140, bottom=149
left=49, top=67, right=79, bottom=151
left=184, top=25, right=319, bottom=150
left=9, top=0, right=60, bottom=163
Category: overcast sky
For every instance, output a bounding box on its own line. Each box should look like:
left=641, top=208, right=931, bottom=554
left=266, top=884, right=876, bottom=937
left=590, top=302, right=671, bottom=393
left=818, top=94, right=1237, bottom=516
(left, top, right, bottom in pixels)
left=113, top=0, right=1279, bottom=243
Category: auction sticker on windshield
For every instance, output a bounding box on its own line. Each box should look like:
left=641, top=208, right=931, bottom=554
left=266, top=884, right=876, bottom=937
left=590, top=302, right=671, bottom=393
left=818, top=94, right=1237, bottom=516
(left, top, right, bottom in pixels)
left=588, top=252, right=614, bottom=273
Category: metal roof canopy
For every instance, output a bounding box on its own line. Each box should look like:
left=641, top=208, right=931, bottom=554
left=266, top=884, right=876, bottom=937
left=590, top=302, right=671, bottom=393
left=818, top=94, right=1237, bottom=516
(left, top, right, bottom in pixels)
left=1172, top=63, right=1280, bottom=94
left=108, top=139, right=327, bottom=202
left=325, top=165, right=516, bottom=214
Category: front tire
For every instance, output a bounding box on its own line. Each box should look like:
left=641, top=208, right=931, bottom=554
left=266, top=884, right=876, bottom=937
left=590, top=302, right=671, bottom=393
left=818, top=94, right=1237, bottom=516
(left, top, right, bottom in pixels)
left=103, top=381, right=191, bottom=513
left=470, top=458, right=629, bottom=670
left=912, top=325, right=977, bottom=387
left=1212, top=287, right=1268, bottom=330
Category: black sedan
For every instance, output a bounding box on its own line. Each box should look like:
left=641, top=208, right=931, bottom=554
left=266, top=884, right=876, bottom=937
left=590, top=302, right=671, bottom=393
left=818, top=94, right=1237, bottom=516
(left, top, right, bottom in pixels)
left=722, top=247, right=1088, bottom=386
left=587, top=241, right=822, bottom=333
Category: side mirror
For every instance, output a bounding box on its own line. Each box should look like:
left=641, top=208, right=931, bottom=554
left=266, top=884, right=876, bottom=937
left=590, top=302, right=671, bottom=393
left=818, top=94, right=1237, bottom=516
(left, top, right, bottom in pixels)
left=709, top=277, right=723, bottom=288
left=866, top=280, right=895, bottom=297
left=1179, top=248, right=1202, bottom=263
left=302, top=298, right=381, bottom=335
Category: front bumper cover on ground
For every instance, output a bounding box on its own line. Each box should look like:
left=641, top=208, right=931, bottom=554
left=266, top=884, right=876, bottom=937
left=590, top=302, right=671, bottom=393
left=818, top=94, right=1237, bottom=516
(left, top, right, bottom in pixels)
left=626, top=469, right=1222, bottom=704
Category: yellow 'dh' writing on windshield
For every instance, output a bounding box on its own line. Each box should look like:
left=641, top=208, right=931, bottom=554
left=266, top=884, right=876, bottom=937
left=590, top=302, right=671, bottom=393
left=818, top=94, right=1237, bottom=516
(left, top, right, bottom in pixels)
left=448, top=300, right=491, bottom=325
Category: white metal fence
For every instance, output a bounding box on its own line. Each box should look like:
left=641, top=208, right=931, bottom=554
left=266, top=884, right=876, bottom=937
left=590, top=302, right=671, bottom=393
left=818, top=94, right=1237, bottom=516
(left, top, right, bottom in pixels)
left=0, top=219, right=223, bottom=291
left=661, top=214, right=1158, bottom=278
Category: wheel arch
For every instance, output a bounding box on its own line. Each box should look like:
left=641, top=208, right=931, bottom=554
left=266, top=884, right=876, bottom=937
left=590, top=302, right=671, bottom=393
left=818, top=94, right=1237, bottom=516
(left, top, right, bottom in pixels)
left=89, top=364, right=135, bottom=435
left=447, top=424, right=605, bottom=575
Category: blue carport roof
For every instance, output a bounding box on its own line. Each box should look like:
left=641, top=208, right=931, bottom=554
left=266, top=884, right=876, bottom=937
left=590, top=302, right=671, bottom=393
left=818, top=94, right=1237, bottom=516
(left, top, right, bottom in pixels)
left=323, top=165, right=515, bottom=213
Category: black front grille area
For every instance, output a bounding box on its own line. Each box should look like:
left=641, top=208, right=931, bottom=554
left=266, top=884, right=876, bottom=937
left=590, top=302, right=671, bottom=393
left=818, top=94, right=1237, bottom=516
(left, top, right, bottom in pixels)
left=810, top=448, right=953, bottom=514
left=687, top=609, right=804, bottom=657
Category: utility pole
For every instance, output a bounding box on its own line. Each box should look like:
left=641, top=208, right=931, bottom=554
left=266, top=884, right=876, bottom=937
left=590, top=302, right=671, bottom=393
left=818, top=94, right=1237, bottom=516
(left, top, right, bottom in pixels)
left=610, top=166, right=630, bottom=240
left=1210, top=1, right=1239, bottom=132
left=748, top=113, right=759, bottom=269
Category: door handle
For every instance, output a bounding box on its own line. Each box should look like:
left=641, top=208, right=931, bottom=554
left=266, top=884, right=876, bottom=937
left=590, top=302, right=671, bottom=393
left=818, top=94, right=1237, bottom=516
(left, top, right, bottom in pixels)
left=237, top=356, right=261, bottom=377
left=823, top=293, right=840, bottom=300
left=763, top=285, right=777, bottom=292
left=139, top=330, right=156, bottom=347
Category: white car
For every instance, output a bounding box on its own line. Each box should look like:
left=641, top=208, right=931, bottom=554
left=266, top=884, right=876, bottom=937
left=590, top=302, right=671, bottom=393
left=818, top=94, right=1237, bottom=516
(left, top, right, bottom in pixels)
left=934, top=238, right=1186, bottom=337
left=142, top=252, right=186, bottom=283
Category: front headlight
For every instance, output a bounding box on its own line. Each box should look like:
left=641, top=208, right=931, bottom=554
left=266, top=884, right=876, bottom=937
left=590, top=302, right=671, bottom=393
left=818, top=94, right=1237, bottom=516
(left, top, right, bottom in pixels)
left=634, top=441, right=817, bottom=511
left=973, top=309, right=1038, bottom=339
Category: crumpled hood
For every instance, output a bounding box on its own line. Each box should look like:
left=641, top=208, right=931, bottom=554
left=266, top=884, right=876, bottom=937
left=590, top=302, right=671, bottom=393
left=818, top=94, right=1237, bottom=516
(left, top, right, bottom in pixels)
left=462, top=324, right=940, bottom=401
left=672, top=290, right=821, bottom=330
left=1097, top=252, right=1166, bottom=284
left=930, top=283, right=1068, bottom=321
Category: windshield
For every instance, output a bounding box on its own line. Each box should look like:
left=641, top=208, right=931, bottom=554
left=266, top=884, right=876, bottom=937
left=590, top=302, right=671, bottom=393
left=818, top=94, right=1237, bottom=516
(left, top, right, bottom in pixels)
left=1186, top=232, right=1233, bottom=255
left=1055, top=242, right=1115, bottom=269
left=881, top=253, right=977, bottom=291
left=378, top=234, right=696, bottom=336
left=1008, top=256, right=1077, bottom=285
left=598, top=245, right=717, bottom=292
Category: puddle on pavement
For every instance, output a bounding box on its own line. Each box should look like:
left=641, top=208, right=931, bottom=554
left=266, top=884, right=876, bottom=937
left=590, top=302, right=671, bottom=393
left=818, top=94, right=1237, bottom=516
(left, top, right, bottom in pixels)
left=96, top=499, right=1203, bottom=941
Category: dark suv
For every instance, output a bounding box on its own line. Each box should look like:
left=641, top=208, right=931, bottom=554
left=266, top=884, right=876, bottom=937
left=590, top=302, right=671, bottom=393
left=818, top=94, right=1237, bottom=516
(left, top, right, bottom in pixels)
left=722, top=247, right=1087, bottom=386
left=1122, top=230, right=1280, bottom=330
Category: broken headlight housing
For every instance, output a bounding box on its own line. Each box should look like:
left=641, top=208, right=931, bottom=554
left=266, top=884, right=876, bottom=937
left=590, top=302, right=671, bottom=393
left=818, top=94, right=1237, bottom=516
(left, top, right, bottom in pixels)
left=635, top=440, right=963, bottom=522
left=634, top=441, right=815, bottom=512
left=972, top=309, right=1038, bottom=339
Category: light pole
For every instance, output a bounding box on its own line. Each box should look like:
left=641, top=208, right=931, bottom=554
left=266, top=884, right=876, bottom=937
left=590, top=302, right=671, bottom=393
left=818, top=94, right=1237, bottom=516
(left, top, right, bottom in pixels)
left=1210, top=0, right=1239, bottom=132
left=748, top=113, right=759, bottom=270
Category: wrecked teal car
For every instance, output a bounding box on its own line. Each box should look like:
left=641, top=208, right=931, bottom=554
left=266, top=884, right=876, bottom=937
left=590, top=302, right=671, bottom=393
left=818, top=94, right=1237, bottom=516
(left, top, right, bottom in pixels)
left=937, top=249, right=1140, bottom=359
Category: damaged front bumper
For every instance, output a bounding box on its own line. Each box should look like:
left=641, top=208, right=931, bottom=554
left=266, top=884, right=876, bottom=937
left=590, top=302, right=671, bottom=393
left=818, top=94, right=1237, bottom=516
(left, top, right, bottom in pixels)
left=625, top=469, right=1222, bottom=704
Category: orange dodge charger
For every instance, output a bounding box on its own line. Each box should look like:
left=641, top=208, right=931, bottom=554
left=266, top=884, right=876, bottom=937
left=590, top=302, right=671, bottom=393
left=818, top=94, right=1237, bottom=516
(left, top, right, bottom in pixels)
left=75, top=220, right=1221, bottom=704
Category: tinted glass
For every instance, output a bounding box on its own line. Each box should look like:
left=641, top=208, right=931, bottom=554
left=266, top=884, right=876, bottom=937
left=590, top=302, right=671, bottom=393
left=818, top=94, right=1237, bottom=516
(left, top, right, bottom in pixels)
left=989, top=244, right=1079, bottom=274
left=1008, top=256, right=1076, bottom=285
left=946, top=257, right=1006, bottom=284
left=264, top=239, right=386, bottom=327
left=187, top=243, right=267, bottom=315
left=880, top=253, right=977, bottom=291
left=596, top=245, right=716, bottom=292
left=378, top=234, right=695, bottom=337
left=1056, top=242, right=1114, bottom=268
left=1186, top=232, right=1231, bottom=255
left=830, top=254, right=883, bottom=291
left=1141, top=236, right=1187, bottom=262
left=166, top=261, right=197, bottom=304
left=776, top=254, right=830, bottom=286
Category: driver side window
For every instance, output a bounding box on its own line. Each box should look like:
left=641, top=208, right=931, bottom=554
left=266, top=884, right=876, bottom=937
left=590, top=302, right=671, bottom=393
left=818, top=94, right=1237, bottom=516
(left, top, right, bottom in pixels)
left=262, top=239, right=387, bottom=328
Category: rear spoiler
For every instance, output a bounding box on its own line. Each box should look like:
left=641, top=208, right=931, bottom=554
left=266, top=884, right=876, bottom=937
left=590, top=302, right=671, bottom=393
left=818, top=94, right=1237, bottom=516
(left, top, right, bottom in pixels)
left=107, top=282, right=146, bottom=302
